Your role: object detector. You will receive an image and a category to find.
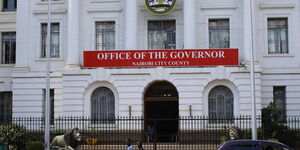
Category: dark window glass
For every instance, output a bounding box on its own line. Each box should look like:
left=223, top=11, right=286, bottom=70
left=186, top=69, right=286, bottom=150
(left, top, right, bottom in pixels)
left=268, top=18, right=288, bottom=54
left=0, top=92, right=12, bottom=125
left=41, top=23, right=60, bottom=58
left=91, top=87, right=115, bottom=124
left=273, top=86, right=286, bottom=122
left=209, top=86, right=233, bottom=123
left=3, top=0, right=17, bottom=12
left=209, top=19, right=230, bottom=48
left=96, top=22, right=115, bottom=50
left=43, top=89, right=54, bottom=125
left=1, top=32, right=16, bottom=64
left=148, top=20, right=176, bottom=49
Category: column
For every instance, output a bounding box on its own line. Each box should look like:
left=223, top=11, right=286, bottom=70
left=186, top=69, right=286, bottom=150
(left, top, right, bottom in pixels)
left=125, top=0, right=137, bottom=50
left=15, top=0, right=29, bottom=71
left=184, top=0, right=197, bottom=49
left=243, top=0, right=255, bottom=63
left=66, top=0, right=80, bottom=68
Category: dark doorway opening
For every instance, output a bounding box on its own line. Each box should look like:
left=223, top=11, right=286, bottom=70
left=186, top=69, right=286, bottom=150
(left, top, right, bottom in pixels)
left=144, top=81, right=179, bottom=142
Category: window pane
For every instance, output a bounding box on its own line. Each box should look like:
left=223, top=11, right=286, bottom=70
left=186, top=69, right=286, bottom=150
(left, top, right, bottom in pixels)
left=3, top=0, right=16, bottom=12
left=1, top=32, right=16, bottom=64
left=0, top=92, right=12, bottom=125
left=43, top=89, right=55, bottom=125
left=209, top=19, right=230, bottom=49
left=209, top=86, right=233, bottom=123
left=96, top=22, right=115, bottom=50
left=148, top=20, right=176, bottom=49
left=273, top=86, right=286, bottom=122
left=91, top=87, right=115, bottom=124
left=268, top=18, right=288, bottom=54
left=41, top=23, right=60, bottom=58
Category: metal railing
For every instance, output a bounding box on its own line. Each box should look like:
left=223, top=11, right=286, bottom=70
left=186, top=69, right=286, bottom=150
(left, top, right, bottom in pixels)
left=2, top=116, right=300, bottom=150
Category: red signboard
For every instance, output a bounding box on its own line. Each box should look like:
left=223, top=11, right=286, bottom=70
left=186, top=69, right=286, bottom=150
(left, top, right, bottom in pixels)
left=83, top=49, right=239, bottom=68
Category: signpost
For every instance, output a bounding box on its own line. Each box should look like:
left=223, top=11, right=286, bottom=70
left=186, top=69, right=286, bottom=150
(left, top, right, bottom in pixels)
left=84, top=49, right=239, bottom=68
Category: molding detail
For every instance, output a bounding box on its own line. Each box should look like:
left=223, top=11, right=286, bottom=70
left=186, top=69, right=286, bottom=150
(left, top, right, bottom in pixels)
left=33, top=9, right=67, bottom=15
left=260, top=3, right=295, bottom=9
left=87, top=8, right=122, bottom=13
left=90, top=0, right=120, bottom=3
left=200, top=3, right=237, bottom=10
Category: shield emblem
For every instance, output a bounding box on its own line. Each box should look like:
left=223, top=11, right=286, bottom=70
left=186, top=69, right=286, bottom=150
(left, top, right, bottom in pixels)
left=144, top=0, right=178, bottom=16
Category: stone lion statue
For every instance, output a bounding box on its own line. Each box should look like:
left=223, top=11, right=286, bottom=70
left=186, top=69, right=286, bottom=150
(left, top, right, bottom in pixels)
left=228, top=125, right=239, bottom=140
left=50, top=127, right=81, bottom=150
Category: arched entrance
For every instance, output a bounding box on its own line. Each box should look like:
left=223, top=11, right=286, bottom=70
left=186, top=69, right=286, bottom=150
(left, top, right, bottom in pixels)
left=144, top=81, right=179, bottom=142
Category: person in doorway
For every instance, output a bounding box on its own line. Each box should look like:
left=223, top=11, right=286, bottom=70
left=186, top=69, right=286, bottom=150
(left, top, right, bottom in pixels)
left=137, top=140, right=144, bottom=150
left=126, top=138, right=134, bottom=150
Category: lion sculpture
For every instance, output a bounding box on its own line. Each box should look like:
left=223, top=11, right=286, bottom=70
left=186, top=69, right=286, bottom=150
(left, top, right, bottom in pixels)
left=50, top=127, right=81, bottom=150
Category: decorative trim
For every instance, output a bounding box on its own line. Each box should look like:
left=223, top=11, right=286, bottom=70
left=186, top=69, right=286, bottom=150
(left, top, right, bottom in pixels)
left=33, top=9, right=67, bottom=15
left=260, top=3, right=295, bottom=9
left=0, top=64, right=15, bottom=67
left=200, top=3, right=237, bottom=10
left=36, top=1, right=65, bottom=5
left=35, top=58, right=65, bottom=61
left=90, top=0, right=120, bottom=3
left=87, top=8, right=122, bottom=13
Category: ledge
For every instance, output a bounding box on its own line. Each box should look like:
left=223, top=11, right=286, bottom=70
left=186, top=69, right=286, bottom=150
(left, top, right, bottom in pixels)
left=260, top=3, right=295, bottom=9
left=87, top=8, right=122, bottom=13
left=90, top=0, right=120, bottom=3
left=35, top=58, right=65, bottom=61
left=200, top=3, right=237, bottom=10
left=263, top=53, right=294, bottom=57
left=36, top=1, right=65, bottom=5
left=33, top=9, right=67, bottom=15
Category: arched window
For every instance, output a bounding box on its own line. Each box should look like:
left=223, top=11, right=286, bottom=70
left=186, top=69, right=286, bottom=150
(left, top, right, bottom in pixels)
left=208, top=86, right=233, bottom=122
left=91, top=87, right=115, bottom=120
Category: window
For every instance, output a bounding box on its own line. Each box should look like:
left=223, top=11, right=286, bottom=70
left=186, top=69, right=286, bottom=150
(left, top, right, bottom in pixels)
left=268, top=18, right=288, bottom=54
left=41, top=23, right=60, bottom=58
left=91, top=87, right=115, bottom=124
left=43, top=89, right=54, bottom=125
left=3, top=0, right=17, bottom=12
left=209, top=19, right=230, bottom=48
left=148, top=20, right=176, bottom=49
left=208, top=86, right=233, bottom=123
left=0, top=92, right=12, bottom=125
left=96, top=22, right=115, bottom=50
left=273, top=86, right=286, bottom=122
left=1, top=32, right=16, bottom=64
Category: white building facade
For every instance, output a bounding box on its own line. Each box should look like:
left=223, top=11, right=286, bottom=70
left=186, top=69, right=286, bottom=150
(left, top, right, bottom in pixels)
left=1, top=0, right=300, bottom=122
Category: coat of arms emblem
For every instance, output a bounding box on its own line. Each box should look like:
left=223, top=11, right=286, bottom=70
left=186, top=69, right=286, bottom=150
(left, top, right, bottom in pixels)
left=144, top=0, right=177, bottom=16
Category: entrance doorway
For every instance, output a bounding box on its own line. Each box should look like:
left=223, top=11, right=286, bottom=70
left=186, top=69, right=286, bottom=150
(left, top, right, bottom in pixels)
left=144, top=81, right=179, bottom=142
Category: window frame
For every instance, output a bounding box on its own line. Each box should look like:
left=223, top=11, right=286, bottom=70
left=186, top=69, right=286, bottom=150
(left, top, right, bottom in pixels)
left=263, top=15, right=293, bottom=57
left=208, top=85, right=234, bottom=123
left=0, top=92, right=12, bottom=125
left=273, top=86, right=287, bottom=123
left=147, top=20, right=176, bottom=50
left=40, top=22, right=60, bottom=58
left=91, top=87, right=115, bottom=124
left=2, top=0, right=17, bottom=12
left=208, top=18, right=230, bottom=49
left=205, top=16, right=232, bottom=49
left=267, top=18, right=289, bottom=54
left=95, top=21, right=116, bottom=51
left=1, top=32, right=16, bottom=64
left=42, top=89, right=55, bottom=125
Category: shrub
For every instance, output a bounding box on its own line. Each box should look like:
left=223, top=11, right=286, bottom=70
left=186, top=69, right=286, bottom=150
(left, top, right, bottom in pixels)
left=262, top=102, right=297, bottom=147
left=26, top=141, right=44, bottom=150
left=0, top=124, right=29, bottom=150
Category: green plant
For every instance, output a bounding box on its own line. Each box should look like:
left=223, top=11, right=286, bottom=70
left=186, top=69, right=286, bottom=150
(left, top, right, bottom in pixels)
left=26, top=141, right=44, bottom=150
left=262, top=102, right=297, bottom=147
left=0, top=124, right=29, bottom=150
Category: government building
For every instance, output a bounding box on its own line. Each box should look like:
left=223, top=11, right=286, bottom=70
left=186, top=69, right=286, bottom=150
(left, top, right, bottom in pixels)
left=0, top=0, right=300, bottom=127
